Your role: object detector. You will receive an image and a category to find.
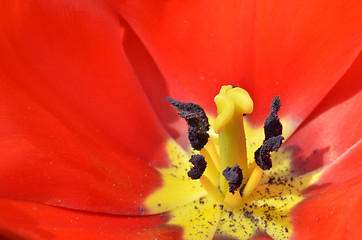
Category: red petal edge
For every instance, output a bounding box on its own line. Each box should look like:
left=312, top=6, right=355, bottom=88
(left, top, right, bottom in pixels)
left=0, top=198, right=182, bottom=240
left=291, top=140, right=362, bottom=240
left=285, top=52, right=362, bottom=173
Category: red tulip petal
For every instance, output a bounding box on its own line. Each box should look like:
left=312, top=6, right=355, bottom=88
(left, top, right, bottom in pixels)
left=0, top=0, right=179, bottom=167
left=291, top=141, right=362, bottom=240
left=0, top=198, right=182, bottom=240
left=0, top=73, right=166, bottom=214
left=108, top=0, right=362, bottom=128
left=292, top=180, right=362, bottom=240
left=285, top=53, right=362, bottom=173
left=0, top=0, right=177, bottom=214
left=305, top=140, right=362, bottom=196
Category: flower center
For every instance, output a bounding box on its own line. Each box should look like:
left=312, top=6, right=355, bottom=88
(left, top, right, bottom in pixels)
left=169, top=85, right=284, bottom=208
left=147, top=86, right=323, bottom=239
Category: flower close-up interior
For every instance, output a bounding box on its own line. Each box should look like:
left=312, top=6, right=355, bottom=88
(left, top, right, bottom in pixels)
left=0, top=0, right=361, bottom=240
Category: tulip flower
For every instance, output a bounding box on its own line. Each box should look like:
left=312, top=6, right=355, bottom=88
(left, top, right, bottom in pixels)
left=0, top=0, right=361, bottom=239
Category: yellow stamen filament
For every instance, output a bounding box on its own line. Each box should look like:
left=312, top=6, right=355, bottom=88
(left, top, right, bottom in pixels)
left=241, top=166, right=264, bottom=198
left=200, top=175, right=224, bottom=203
left=223, top=191, right=244, bottom=209
left=203, top=139, right=220, bottom=171
left=208, top=131, right=219, bottom=153
left=246, top=161, right=258, bottom=180
left=200, top=148, right=219, bottom=187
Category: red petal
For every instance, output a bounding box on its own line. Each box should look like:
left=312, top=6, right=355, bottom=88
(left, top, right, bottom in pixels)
left=109, top=0, right=362, bottom=128
left=305, top=140, right=362, bottom=195
left=0, top=0, right=175, bottom=214
left=0, top=198, right=182, bottom=240
left=285, top=53, right=362, bottom=173
left=0, top=71, right=165, bottom=214
left=0, top=0, right=175, bottom=167
left=119, top=16, right=188, bottom=144
left=292, top=180, right=362, bottom=240
left=292, top=141, right=362, bottom=239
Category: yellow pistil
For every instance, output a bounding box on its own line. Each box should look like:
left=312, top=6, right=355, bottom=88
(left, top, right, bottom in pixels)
left=192, top=86, right=269, bottom=207
left=214, top=86, right=253, bottom=196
